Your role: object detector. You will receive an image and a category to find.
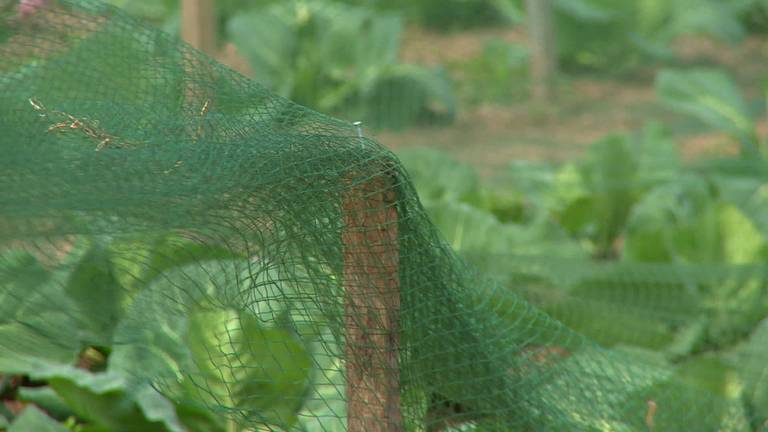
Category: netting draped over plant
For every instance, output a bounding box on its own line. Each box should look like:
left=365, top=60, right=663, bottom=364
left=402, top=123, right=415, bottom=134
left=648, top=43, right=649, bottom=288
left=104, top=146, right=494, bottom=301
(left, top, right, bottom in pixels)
left=0, top=1, right=766, bottom=431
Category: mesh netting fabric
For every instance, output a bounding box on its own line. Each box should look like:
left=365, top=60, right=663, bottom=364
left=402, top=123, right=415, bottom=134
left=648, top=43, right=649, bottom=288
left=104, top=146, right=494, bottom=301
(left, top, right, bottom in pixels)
left=1, top=1, right=766, bottom=431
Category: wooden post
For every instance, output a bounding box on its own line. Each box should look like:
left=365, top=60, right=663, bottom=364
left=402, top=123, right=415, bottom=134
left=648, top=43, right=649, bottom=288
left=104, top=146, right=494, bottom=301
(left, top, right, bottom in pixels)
left=525, top=0, right=557, bottom=103
left=180, top=0, right=217, bottom=139
left=342, top=175, right=403, bottom=432
left=181, top=0, right=216, bottom=55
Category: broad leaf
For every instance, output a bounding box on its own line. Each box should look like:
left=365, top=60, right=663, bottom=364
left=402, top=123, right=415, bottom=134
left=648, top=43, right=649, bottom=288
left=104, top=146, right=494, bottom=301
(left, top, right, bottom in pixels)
left=657, top=68, right=757, bottom=155
left=226, top=5, right=296, bottom=94
left=65, top=243, right=123, bottom=346
left=718, top=204, right=766, bottom=264
left=554, top=0, right=616, bottom=22
left=0, top=250, right=81, bottom=371
left=555, top=134, right=641, bottom=257
left=112, top=260, right=313, bottom=430
left=364, top=64, right=455, bottom=129
left=625, top=175, right=766, bottom=264
left=624, top=175, right=718, bottom=262
left=109, top=233, right=244, bottom=293
left=30, top=365, right=185, bottom=432
left=8, top=406, right=67, bottom=432
left=739, top=319, right=768, bottom=426
left=426, top=200, right=584, bottom=258
left=227, top=0, right=454, bottom=128
left=397, top=148, right=480, bottom=202
left=187, top=309, right=312, bottom=427
left=507, top=160, right=557, bottom=211
left=298, top=331, right=346, bottom=432
left=663, top=0, right=752, bottom=44
left=17, top=387, right=73, bottom=420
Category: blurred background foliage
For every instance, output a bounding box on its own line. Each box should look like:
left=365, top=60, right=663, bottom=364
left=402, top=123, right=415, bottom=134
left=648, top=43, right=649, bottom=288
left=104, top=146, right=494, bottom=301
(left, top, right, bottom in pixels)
left=5, top=0, right=768, bottom=430
left=104, top=0, right=768, bottom=131
left=101, top=0, right=768, bottom=261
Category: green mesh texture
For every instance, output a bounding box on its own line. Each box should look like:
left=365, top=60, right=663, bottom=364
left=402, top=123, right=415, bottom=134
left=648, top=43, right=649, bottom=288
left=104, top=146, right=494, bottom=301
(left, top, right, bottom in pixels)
left=1, top=1, right=766, bottom=431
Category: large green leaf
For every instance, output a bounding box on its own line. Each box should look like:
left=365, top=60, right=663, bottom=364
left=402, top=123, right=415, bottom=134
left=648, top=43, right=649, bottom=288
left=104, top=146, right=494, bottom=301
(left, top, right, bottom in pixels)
left=555, top=0, right=616, bottom=22
left=65, top=243, right=123, bottom=346
left=555, top=0, right=664, bottom=69
left=426, top=200, right=585, bottom=258
left=633, top=122, right=681, bottom=184
left=17, top=387, right=73, bottom=421
left=624, top=355, right=749, bottom=432
left=705, top=273, right=768, bottom=352
left=8, top=406, right=67, bottom=432
left=662, top=0, right=753, bottom=44
left=397, top=148, right=481, bottom=202
left=548, top=263, right=703, bottom=349
left=466, top=186, right=527, bottom=224
left=555, top=0, right=751, bottom=70
left=29, top=365, right=186, bottom=432
left=0, top=250, right=81, bottom=372
left=657, top=68, right=757, bottom=155
left=523, top=346, right=668, bottom=432
left=187, top=309, right=313, bottom=427
left=457, top=38, right=530, bottom=105
left=507, top=160, right=557, bottom=208
left=555, top=134, right=641, bottom=257
left=739, top=319, right=768, bottom=427
left=537, top=293, right=677, bottom=349
left=112, top=259, right=314, bottom=430
left=226, top=5, right=297, bottom=95
left=171, top=404, right=227, bottom=432
left=109, top=233, right=244, bottom=293
left=298, top=332, right=346, bottom=432
left=227, top=0, right=454, bottom=129
left=719, top=204, right=766, bottom=263
left=364, top=64, right=455, bottom=129
left=625, top=174, right=766, bottom=264
left=624, top=175, right=718, bottom=262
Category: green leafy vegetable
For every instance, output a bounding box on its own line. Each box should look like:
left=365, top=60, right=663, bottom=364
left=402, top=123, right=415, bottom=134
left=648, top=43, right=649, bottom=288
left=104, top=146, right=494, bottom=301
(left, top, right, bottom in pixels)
left=65, top=243, right=123, bottom=347
left=0, top=251, right=82, bottom=372
left=28, top=365, right=184, bottom=432
left=17, top=387, right=73, bottom=421
left=111, top=259, right=314, bottom=430
left=227, top=0, right=455, bottom=128
left=8, top=405, right=68, bottom=432
left=657, top=68, right=758, bottom=156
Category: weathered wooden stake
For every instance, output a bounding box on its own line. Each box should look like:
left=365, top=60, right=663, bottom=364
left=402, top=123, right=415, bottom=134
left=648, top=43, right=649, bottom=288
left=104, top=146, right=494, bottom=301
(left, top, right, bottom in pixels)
left=180, top=0, right=217, bottom=141
left=181, top=0, right=216, bottom=55
left=343, top=175, right=403, bottom=432
left=525, top=0, right=558, bottom=103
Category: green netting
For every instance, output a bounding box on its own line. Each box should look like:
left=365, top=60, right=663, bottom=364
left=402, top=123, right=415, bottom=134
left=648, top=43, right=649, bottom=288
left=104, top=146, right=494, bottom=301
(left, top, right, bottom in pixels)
left=1, top=1, right=767, bottom=431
